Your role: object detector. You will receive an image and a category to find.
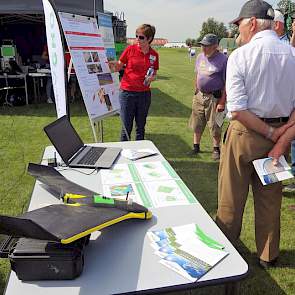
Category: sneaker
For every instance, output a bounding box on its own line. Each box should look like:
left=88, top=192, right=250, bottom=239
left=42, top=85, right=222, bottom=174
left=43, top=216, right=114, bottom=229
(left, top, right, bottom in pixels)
left=283, top=183, right=295, bottom=193
left=47, top=98, right=53, bottom=104
left=212, top=149, right=220, bottom=160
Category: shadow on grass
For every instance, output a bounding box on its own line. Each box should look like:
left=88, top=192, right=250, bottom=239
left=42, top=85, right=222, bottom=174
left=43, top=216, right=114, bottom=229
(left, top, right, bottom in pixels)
left=1, top=87, right=192, bottom=120
left=282, top=191, right=295, bottom=199
left=147, top=133, right=219, bottom=216
left=172, top=160, right=219, bottom=216
left=150, top=88, right=192, bottom=118
left=0, top=269, right=7, bottom=295
left=147, top=133, right=191, bottom=159
left=231, top=240, right=292, bottom=295
left=156, top=75, right=170, bottom=81
left=0, top=100, right=88, bottom=117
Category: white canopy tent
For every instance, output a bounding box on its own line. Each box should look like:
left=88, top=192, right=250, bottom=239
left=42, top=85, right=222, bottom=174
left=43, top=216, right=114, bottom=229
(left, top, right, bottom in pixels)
left=0, top=0, right=104, bottom=16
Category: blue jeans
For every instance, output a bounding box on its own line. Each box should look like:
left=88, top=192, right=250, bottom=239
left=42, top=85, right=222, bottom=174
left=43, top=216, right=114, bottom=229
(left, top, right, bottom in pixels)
left=291, top=140, right=295, bottom=176
left=119, top=90, right=151, bottom=141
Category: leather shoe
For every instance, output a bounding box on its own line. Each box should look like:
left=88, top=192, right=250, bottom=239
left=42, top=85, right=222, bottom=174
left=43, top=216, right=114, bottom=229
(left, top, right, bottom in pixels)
left=258, top=258, right=278, bottom=269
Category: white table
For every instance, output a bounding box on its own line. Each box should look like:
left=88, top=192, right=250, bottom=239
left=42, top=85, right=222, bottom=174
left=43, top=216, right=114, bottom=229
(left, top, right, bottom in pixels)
left=28, top=71, right=51, bottom=103
left=4, top=140, right=248, bottom=294
left=0, top=74, right=28, bottom=105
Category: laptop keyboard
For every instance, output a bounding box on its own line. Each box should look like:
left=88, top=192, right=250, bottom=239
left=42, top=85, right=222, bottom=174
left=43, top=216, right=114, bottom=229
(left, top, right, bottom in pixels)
left=77, top=147, right=106, bottom=165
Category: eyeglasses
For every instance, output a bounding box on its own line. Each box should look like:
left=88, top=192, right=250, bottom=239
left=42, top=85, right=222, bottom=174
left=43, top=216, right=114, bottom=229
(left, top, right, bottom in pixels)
left=136, top=35, right=146, bottom=40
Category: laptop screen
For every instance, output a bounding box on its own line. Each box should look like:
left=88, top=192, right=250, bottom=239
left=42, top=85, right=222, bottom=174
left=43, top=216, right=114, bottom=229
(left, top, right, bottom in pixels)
left=44, top=116, right=84, bottom=164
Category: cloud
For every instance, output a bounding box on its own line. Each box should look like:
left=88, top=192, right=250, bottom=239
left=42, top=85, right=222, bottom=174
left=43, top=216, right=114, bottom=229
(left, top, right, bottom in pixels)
left=104, top=0, right=245, bottom=41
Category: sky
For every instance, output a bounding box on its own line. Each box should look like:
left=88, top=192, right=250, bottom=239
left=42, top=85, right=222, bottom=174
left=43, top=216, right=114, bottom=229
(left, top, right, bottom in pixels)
left=104, top=0, right=280, bottom=42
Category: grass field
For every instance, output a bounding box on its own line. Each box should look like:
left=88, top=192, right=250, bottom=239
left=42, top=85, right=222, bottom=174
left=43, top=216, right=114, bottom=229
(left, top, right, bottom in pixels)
left=0, top=48, right=294, bottom=294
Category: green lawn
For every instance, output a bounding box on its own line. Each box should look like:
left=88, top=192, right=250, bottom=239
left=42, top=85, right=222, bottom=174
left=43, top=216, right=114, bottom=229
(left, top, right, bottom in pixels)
left=0, top=48, right=294, bottom=294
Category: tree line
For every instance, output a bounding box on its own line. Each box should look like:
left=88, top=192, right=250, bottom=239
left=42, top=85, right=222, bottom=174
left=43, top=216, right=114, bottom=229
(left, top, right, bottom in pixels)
left=186, top=0, right=295, bottom=46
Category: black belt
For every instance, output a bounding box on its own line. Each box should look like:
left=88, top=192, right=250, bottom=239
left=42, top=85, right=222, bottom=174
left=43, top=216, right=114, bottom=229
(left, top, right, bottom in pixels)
left=260, top=117, right=289, bottom=123
left=200, top=91, right=213, bottom=95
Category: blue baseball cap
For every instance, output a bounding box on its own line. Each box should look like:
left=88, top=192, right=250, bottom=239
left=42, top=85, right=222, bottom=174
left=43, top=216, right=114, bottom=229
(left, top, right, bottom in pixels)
left=198, top=34, right=218, bottom=46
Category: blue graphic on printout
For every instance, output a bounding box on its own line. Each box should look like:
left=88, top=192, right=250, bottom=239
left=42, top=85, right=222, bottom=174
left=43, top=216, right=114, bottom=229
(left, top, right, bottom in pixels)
left=97, top=13, right=112, bottom=28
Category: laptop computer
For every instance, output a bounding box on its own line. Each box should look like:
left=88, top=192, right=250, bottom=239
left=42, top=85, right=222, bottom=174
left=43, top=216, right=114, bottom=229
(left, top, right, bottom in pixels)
left=44, top=115, right=121, bottom=169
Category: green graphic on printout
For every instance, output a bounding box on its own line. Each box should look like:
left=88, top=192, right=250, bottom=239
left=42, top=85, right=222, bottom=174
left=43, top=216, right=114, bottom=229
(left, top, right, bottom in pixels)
left=143, top=163, right=157, bottom=169
left=176, top=180, right=197, bottom=204
left=112, top=169, right=124, bottom=174
left=157, top=185, right=174, bottom=193
left=166, top=195, right=177, bottom=201
left=162, top=161, right=179, bottom=179
left=149, top=171, right=161, bottom=178
left=128, top=163, right=141, bottom=182
left=135, top=182, right=153, bottom=208
left=195, top=225, right=224, bottom=250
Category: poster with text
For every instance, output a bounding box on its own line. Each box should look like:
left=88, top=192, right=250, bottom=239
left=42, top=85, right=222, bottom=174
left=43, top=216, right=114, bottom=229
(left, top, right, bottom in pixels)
left=59, top=12, right=120, bottom=121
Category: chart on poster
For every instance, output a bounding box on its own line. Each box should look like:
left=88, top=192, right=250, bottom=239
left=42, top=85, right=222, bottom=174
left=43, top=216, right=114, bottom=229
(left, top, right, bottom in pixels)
left=59, top=12, right=120, bottom=121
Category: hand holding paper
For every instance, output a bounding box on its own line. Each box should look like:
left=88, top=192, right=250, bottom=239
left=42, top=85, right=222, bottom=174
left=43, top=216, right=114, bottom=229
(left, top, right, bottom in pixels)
left=253, top=156, right=293, bottom=185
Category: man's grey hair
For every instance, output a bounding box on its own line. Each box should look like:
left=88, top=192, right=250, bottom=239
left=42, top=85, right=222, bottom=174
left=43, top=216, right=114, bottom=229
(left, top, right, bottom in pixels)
left=241, top=18, right=275, bottom=31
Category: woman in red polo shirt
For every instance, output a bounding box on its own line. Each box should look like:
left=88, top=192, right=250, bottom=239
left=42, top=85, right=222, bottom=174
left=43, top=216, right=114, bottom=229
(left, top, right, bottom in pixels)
left=111, top=24, right=159, bottom=141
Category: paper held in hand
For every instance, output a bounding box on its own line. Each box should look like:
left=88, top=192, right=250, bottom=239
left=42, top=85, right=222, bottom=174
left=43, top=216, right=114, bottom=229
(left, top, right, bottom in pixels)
left=215, top=110, right=226, bottom=128
left=253, top=156, right=294, bottom=185
left=121, top=149, right=158, bottom=161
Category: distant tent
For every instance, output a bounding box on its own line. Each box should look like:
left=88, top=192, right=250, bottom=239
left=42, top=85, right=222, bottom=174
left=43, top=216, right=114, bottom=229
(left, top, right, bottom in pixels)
left=219, top=38, right=237, bottom=51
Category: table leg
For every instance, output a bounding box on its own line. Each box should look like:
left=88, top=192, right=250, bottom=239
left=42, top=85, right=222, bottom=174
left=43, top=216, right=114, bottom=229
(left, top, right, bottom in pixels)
left=33, top=78, right=37, bottom=103
left=24, top=75, right=28, bottom=105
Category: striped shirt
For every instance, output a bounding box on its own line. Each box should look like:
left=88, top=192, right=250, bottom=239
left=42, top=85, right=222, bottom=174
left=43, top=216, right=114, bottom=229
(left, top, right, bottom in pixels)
left=226, top=30, right=295, bottom=118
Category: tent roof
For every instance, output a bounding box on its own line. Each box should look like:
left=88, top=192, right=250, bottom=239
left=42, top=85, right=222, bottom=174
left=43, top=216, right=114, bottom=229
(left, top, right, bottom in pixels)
left=0, top=0, right=103, bottom=16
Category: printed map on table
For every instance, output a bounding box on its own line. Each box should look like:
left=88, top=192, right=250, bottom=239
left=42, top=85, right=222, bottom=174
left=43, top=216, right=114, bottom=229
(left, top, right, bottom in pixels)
left=100, top=161, right=197, bottom=208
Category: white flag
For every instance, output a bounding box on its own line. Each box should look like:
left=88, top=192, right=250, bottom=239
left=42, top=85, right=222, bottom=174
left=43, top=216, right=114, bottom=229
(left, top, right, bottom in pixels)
left=42, top=0, right=67, bottom=118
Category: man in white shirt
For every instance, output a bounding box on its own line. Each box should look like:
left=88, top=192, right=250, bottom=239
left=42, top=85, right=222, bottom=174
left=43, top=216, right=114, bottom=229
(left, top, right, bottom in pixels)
left=273, top=9, right=295, bottom=192
left=216, top=0, right=295, bottom=269
left=273, top=9, right=289, bottom=43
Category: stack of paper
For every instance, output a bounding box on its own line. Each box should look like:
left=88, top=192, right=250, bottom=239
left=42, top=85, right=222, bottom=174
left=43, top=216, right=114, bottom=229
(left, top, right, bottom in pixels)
left=121, top=149, right=158, bottom=161
left=147, top=224, right=228, bottom=282
left=215, top=110, right=227, bottom=127
left=253, top=156, right=293, bottom=185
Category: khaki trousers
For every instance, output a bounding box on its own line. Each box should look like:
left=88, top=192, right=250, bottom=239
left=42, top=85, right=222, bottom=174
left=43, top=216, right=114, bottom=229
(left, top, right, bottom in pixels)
left=188, top=92, right=222, bottom=137
left=216, top=120, right=283, bottom=261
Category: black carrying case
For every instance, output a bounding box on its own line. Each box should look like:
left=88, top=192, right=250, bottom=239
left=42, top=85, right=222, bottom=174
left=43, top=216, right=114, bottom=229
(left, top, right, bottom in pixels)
left=0, top=235, right=88, bottom=281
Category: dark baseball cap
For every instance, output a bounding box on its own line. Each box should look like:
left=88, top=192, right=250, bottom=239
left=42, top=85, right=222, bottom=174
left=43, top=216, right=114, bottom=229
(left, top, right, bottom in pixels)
left=198, top=34, right=218, bottom=46
left=230, top=0, right=274, bottom=25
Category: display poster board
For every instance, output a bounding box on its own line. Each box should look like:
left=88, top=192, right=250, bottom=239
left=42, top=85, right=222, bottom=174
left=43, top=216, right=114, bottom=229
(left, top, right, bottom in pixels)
left=97, top=12, right=116, bottom=61
left=97, top=12, right=120, bottom=93
left=42, top=0, right=67, bottom=118
left=59, top=12, right=120, bottom=122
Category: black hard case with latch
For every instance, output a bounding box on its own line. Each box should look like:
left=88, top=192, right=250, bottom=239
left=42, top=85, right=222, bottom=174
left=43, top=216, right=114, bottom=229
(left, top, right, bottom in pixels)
left=0, top=235, right=89, bottom=281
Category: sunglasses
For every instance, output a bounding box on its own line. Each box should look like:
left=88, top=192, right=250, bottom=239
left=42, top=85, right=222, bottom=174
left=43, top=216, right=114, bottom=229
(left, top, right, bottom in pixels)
left=136, top=35, right=146, bottom=40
